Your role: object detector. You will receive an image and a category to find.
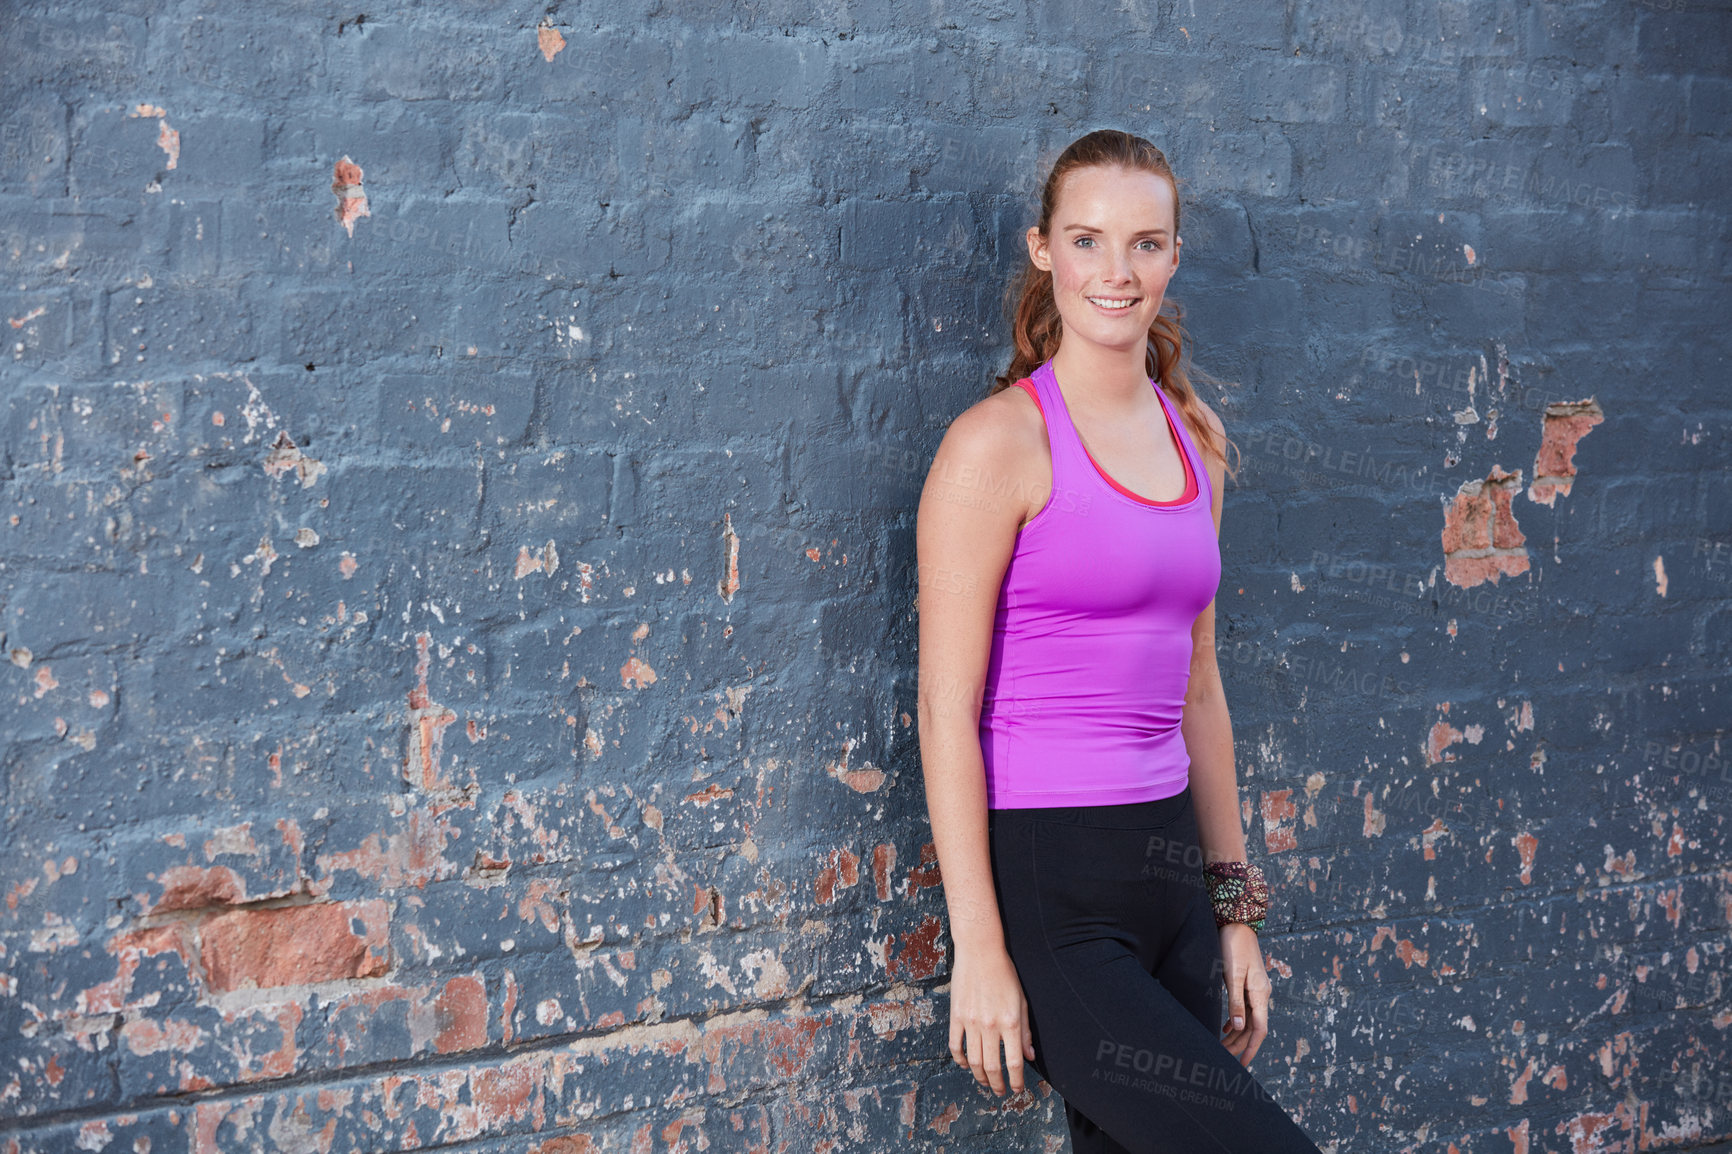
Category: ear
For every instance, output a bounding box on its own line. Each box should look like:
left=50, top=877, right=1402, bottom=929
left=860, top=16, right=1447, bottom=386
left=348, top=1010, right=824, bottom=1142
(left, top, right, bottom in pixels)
left=1025, top=225, right=1051, bottom=272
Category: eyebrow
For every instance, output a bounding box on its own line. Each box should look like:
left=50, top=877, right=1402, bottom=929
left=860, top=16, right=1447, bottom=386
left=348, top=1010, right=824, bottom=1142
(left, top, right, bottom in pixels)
left=1061, top=223, right=1171, bottom=238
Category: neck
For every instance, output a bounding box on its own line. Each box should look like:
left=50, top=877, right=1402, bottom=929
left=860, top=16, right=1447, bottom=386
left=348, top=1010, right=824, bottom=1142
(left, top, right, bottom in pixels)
left=1048, top=339, right=1154, bottom=408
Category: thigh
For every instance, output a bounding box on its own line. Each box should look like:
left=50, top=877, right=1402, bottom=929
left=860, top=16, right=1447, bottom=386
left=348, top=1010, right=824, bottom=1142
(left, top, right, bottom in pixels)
left=1143, top=800, right=1223, bottom=1034
left=991, top=803, right=1323, bottom=1154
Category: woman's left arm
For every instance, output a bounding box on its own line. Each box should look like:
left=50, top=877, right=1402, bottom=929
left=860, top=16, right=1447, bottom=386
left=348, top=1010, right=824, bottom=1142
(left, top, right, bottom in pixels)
left=1178, top=400, right=1271, bottom=1066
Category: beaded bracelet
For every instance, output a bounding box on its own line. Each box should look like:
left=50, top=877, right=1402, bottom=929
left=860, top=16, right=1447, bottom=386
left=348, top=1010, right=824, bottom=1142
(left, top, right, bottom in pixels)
left=1202, top=860, right=1270, bottom=933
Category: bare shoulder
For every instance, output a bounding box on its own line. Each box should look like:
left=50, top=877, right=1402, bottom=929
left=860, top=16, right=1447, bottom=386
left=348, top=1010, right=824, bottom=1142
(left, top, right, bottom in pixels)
left=930, top=383, right=1047, bottom=479
left=921, top=383, right=1048, bottom=527
left=1193, top=395, right=1225, bottom=439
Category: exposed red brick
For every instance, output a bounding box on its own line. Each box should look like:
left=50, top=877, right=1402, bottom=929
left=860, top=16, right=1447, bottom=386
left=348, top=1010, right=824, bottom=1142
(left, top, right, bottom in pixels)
left=1443, top=466, right=1530, bottom=587
left=1427, top=719, right=1465, bottom=765
left=199, top=900, right=389, bottom=992
left=620, top=655, right=658, bottom=689
left=532, top=1137, right=600, bottom=1154
left=906, top=842, right=942, bottom=898
left=886, top=914, right=945, bottom=981
left=1440, top=482, right=1494, bottom=553
left=828, top=752, right=887, bottom=793
left=1489, top=477, right=1526, bottom=549
left=1261, top=789, right=1298, bottom=853
left=929, top=1101, right=963, bottom=1135
left=864, top=992, right=938, bottom=1040
left=515, top=540, right=559, bottom=578
left=148, top=865, right=250, bottom=913
left=536, top=25, right=567, bottom=63
left=1514, top=832, right=1540, bottom=885
left=434, top=976, right=489, bottom=1053
left=471, top=1061, right=539, bottom=1131
left=685, top=782, right=733, bottom=806
left=1528, top=399, right=1604, bottom=506
left=331, top=155, right=369, bottom=237
left=718, top=513, right=741, bottom=601
left=518, top=878, right=562, bottom=932
left=871, top=842, right=896, bottom=900
left=815, top=847, right=860, bottom=904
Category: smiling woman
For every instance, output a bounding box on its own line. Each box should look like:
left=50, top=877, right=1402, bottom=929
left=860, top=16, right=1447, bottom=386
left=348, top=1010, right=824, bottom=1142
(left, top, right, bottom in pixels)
left=916, top=129, right=1327, bottom=1153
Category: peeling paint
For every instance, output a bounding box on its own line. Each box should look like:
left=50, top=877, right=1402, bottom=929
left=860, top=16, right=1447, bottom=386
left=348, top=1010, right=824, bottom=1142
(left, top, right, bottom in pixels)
left=331, top=155, right=369, bottom=237
left=1528, top=398, right=1604, bottom=506
left=1442, top=465, right=1529, bottom=587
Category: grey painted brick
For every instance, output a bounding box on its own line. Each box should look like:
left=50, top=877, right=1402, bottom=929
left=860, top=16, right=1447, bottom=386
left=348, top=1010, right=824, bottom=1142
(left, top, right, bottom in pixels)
left=345, top=20, right=511, bottom=104
left=833, top=36, right=974, bottom=113
left=1635, top=9, right=1732, bottom=76
left=841, top=195, right=974, bottom=269
left=1175, top=124, right=1295, bottom=198
left=174, top=10, right=332, bottom=101
left=507, top=24, right=675, bottom=107
left=675, top=29, right=829, bottom=112
left=976, top=42, right=1088, bottom=120
left=1240, top=59, right=1351, bottom=125
left=1689, top=75, right=1732, bottom=136
left=1, top=2, right=1728, bottom=1151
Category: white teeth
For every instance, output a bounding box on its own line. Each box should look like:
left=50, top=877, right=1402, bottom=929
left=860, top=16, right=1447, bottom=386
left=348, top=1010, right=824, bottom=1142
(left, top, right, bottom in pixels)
left=1088, top=296, right=1137, bottom=310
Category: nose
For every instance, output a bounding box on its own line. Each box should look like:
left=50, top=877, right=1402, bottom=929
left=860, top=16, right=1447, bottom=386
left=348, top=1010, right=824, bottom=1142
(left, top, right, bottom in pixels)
left=1104, top=248, right=1135, bottom=285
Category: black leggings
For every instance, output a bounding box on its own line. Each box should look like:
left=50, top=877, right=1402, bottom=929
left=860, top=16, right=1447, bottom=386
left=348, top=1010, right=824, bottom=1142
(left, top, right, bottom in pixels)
left=987, top=785, right=1324, bottom=1154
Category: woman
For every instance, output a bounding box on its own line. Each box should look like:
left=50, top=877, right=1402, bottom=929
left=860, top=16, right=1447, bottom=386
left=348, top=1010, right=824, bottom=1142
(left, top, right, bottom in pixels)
left=915, top=129, right=1323, bottom=1152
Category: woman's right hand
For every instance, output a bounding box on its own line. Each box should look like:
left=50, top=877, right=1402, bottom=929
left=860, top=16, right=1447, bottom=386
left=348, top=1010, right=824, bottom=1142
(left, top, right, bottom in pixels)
left=948, top=945, right=1037, bottom=1095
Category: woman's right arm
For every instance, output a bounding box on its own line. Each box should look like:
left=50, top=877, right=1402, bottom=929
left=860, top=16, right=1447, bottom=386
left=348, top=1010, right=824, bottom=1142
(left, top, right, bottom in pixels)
left=914, top=395, right=1041, bottom=1097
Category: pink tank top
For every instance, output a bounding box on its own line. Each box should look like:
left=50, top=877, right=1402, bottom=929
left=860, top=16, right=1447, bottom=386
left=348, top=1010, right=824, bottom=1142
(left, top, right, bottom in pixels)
left=979, top=357, right=1222, bottom=809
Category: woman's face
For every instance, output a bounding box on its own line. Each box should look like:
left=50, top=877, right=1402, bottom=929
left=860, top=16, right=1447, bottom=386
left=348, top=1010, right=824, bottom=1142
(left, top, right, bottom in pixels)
left=1026, top=164, right=1181, bottom=357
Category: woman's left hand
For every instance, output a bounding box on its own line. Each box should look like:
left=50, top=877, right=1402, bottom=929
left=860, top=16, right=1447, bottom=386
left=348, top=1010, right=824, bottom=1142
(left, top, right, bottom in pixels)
left=1217, top=922, right=1270, bottom=1064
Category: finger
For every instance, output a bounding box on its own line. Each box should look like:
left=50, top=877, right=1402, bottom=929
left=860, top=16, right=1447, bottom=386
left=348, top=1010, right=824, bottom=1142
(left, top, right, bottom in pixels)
left=1247, top=989, right=1271, bottom=1065
left=967, top=1022, right=987, bottom=1086
left=1022, top=996, right=1037, bottom=1063
left=1005, top=1036, right=1027, bottom=1094
left=951, top=1016, right=967, bottom=1067
left=1007, top=1006, right=1030, bottom=1093
left=983, top=1031, right=1006, bottom=1095
left=1224, top=972, right=1247, bottom=1034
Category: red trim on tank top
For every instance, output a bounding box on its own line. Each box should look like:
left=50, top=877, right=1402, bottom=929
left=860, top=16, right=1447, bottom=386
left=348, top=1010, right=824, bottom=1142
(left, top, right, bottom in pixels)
left=1013, top=376, right=1196, bottom=507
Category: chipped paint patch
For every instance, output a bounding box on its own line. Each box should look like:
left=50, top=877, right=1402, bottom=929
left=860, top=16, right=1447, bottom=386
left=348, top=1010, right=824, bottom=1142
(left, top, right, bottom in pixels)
left=1261, top=789, right=1299, bottom=853
left=199, top=900, right=390, bottom=992
left=1528, top=398, right=1604, bottom=506
left=331, top=155, right=369, bottom=236
left=128, top=103, right=178, bottom=169
left=515, top=539, right=559, bottom=578
left=263, top=429, right=327, bottom=487
left=826, top=736, right=887, bottom=792
left=1442, top=465, right=1529, bottom=587
left=718, top=513, right=741, bottom=601
left=537, top=22, right=566, bottom=61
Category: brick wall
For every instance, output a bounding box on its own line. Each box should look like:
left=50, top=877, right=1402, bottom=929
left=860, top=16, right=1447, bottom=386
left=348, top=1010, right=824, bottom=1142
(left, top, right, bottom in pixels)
left=2, top=2, right=1728, bottom=1151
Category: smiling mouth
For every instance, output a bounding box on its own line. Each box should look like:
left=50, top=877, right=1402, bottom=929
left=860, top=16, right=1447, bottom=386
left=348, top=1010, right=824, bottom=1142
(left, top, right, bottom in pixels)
left=1086, top=295, right=1141, bottom=311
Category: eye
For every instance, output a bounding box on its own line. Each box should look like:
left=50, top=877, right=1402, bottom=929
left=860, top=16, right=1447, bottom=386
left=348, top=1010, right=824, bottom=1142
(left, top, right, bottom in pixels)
left=1138, top=239, right=1164, bottom=251
left=1073, top=236, right=1097, bottom=248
